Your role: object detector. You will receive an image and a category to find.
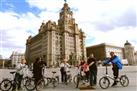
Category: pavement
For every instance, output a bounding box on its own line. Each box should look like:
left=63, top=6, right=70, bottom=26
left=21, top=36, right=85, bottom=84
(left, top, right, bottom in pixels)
left=0, top=66, right=137, bottom=91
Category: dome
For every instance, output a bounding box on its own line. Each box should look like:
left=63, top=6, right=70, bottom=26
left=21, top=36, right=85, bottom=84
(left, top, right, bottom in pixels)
left=124, top=40, right=131, bottom=46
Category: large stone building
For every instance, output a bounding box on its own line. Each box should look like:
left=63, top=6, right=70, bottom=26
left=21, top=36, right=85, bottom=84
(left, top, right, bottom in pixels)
left=86, top=43, right=124, bottom=61
left=86, top=41, right=137, bottom=65
left=25, top=3, right=86, bottom=67
left=10, top=51, right=25, bottom=67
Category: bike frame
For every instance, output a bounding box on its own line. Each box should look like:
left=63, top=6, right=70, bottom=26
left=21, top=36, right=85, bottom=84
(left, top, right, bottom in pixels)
left=104, top=65, right=120, bottom=82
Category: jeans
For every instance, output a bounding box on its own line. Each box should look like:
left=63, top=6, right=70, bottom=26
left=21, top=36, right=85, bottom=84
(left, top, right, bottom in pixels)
left=112, top=65, right=119, bottom=83
left=89, top=70, right=97, bottom=86
left=61, top=72, right=67, bottom=83
left=12, top=73, right=23, bottom=90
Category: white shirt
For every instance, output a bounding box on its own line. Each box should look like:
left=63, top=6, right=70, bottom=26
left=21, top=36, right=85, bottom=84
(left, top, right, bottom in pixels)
left=16, top=63, right=27, bottom=75
left=60, top=63, right=70, bottom=72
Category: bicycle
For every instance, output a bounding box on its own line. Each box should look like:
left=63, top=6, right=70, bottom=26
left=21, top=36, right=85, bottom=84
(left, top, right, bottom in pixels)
left=0, top=71, right=27, bottom=91
left=25, top=75, right=48, bottom=91
left=99, top=64, right=129, bottom=89
left=65, top=71, right=72, bottom=85
left=45, top=71, right=59, bottom=88
left=73, top=67, right=89, bottom=88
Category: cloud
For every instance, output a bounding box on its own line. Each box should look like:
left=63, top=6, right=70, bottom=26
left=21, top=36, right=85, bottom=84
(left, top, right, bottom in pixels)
left=115, top=8, right=136, bottom=27
left=0, top=0, right=137, bottom=58
left=27, top=0, right=137, bottom=49
left=25, top=0, right=63, bottom=11
left=0, top=11, right=42, bottom=58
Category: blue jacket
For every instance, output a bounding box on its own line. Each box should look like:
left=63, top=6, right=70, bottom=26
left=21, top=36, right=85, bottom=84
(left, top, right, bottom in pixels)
left=104, top=55, right=123, bottom=69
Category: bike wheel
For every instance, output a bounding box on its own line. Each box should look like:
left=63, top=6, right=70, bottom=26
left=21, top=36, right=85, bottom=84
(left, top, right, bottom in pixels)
left=99, top=77, right=110, bottom=89
left=0, top=79, right=12, bottom=91
left=36, top=79, right=45, bottom=91
left=76, top=75, right=81, bottom=88
left=120, top=75, right=129, bottom=87
left=43, top=77, right=48, bottom=87
left=68, top=75, right=72, bottom=83
left=25, top=78, right=35, bottom=91
left=22, top=77, right=28, bottom=86
left=46, top=78, right=51, bottom=85
left=73, top=75, right=78, bottom=85
left=52, top=78, right=57, bottom=88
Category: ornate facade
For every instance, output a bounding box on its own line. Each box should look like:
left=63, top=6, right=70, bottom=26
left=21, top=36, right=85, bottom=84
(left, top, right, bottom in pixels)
left=25, top=3, right=86, bottom=67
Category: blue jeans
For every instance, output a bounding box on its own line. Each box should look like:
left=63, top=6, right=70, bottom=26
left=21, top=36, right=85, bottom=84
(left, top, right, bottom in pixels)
left=89, top=70, right=97, bottom=86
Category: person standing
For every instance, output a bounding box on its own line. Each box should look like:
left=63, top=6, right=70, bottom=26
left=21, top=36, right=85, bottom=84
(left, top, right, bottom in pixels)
left=104, top=51, right=122, bottom=86
left=12, top=59, right=27, bottom=91
left=60, top=59, right=70, bottom=83
left=33, top=57, right=44, bottom=85
left=87, top=54, right=97, bottom=88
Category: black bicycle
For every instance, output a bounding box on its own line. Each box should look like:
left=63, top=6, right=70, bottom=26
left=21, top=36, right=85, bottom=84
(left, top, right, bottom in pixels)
left=99, top=64, right=129, bottom=89
left=0, top=71, right=28, bottom=91
left=73, top=67, right=89, bottom=88
left=25, top=75, right=48, bottom=91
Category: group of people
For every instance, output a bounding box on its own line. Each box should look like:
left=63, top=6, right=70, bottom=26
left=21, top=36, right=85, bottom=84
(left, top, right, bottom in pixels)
left=77, top=54, right=98, bottom=88
left=12, top=51, right=122, bottom=90
left=59, top=54, right=98, bottom=88
left=59, top=51, right=123, bottom=89
left=12, top=57, right=47, bottom=91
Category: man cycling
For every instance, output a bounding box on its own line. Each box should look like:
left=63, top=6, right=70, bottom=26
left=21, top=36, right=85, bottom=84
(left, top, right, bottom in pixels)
left=104, top=51, right=123, bottom=86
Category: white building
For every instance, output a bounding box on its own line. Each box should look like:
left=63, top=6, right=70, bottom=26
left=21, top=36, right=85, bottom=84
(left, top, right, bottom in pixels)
left=10, top=51, right=25, bottom=67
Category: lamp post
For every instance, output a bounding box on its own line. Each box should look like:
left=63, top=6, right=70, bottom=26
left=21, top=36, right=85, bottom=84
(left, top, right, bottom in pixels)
left=2, top=59, right=5, bottom=69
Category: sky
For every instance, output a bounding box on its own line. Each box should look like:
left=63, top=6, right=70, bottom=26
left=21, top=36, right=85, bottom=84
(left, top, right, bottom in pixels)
left=0, top=0, right=137, bottom=58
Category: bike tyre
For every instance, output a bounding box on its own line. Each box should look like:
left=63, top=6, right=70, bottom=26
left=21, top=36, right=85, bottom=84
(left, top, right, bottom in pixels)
left=25, top=78, right=35, bottom=91
left=99, top=77, right=110, bottom=89
left=120, top=75, right=129, bottom=87
left=0, top=79, right=12, bottom=91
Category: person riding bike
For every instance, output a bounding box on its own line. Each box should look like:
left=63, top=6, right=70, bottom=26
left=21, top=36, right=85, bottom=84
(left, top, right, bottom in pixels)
left=104, top=51, right=123, bottom=86
left=12, top=59, right=27, bottom=91
left=79, top=60, right=89, bottom=81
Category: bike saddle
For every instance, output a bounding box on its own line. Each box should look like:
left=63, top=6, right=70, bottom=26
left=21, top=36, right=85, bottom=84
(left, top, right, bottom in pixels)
left=52, top=71, right=56, bottom=73
left=10, top=71, right=16, bottom=74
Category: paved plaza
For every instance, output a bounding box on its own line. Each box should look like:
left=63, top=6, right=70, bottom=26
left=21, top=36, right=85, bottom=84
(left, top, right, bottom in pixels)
left=0, top=66, right=137, bottom=91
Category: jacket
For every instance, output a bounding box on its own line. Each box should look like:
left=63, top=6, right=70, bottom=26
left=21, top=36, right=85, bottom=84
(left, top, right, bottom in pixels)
left=104, top=55, right=123, bottom=69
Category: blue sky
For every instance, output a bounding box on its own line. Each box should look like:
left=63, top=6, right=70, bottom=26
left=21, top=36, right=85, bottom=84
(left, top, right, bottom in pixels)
left=0, top=0, right=137, bottom=58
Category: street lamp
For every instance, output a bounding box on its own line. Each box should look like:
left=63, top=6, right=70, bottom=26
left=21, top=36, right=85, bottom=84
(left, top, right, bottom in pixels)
left=0, top=55, right=5, bottom=69
left=2, top=59, right=5, bottom=69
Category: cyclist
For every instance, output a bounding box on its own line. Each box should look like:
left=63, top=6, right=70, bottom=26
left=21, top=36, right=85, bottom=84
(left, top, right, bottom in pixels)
left=79, top=60, right=89, bottom=81
left=104, top=51, right=123, bottom=86
left=33, top=57, right=45, bottom=85
left=12, top=59, right=27, bottom=91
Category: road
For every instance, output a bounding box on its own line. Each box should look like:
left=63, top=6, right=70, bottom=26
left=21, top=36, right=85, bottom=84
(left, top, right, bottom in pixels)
left=0, top=66, right=137, bottom=91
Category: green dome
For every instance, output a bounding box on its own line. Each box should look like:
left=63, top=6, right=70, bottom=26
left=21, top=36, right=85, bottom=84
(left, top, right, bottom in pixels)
left=124, top=40, right=131, bottom=46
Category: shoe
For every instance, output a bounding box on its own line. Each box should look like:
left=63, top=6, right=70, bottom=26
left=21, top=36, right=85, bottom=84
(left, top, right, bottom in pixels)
left=86, top=85, right=96, bottom=89
left=111, top=82, right=117, bottom=87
